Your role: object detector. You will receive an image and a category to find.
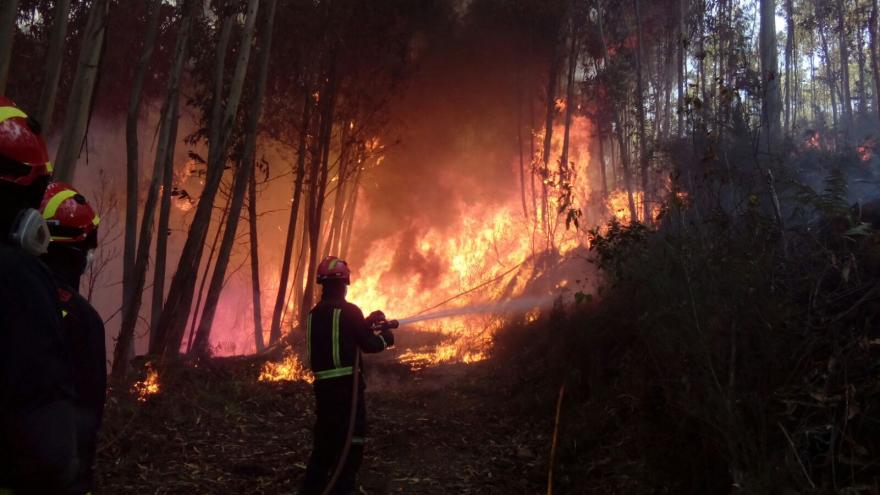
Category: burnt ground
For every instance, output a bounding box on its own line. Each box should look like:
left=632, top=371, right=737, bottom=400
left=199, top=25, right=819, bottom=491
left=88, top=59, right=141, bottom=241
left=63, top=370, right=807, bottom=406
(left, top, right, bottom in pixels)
left=97, top=353, right=552, bottom=494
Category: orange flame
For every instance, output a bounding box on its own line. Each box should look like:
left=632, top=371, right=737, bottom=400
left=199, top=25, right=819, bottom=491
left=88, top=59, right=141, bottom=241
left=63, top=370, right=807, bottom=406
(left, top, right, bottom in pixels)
left=259, top=353, right=313, bottom=383
left=133, top=364, right=160, bottom=401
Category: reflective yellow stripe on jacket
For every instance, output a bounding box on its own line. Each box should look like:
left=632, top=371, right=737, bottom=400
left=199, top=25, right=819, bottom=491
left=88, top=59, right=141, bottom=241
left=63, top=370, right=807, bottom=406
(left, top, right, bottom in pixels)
left=312, top=308, right=353, bottom=380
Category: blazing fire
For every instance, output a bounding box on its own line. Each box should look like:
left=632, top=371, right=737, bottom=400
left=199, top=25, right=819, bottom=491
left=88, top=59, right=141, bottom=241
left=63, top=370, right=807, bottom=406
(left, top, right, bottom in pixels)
left=258, top=353, right=313, bottom=383
left=133, top=364, right=161, bottom=401
left=202, top=112, right=662, bottom=372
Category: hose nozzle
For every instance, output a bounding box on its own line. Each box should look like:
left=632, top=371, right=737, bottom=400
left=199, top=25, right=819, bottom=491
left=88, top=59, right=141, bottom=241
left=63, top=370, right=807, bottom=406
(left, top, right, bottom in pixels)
left=371, top=319, right=399, bottom=331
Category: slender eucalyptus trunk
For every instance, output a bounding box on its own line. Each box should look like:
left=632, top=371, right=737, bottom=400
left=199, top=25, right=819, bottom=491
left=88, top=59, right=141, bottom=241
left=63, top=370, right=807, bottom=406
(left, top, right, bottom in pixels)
left=53, top=0, right=109, bottom=183
left=339, top=166, right=362, bottom=259
left=837, top=0, right=853, bottom=140
left=124, top=0, right=162, bottom=335
left=871, top=0, right=880, bottom=120
left=158, top=0, right=261, bottom=359
left=678, top=0, right=686, bottom=136
left=784, top=0, right=794, bottom=135
left=248, top=163, right=265, bottom=352
left=184, top=192, right=230, bottom=354
left=150, top=95, right=179, bottom=343
left=820, top=23, right=839, bottom=129
left=112, top=0, right=196, bottom=380
left=759, top=0, right=781, bottom=151
left=300, top=64, right=338, bottom=325
left=269, top=91, right=312, bottom=343
left=191, top=0, right=276, bottom=357
left=857, top=11, right=868, bottom=115
left=0, top=0, right=19, bottom=94
left=635, top=0, right=651, bottom=224
left=35, top=0, right=71, bottom=131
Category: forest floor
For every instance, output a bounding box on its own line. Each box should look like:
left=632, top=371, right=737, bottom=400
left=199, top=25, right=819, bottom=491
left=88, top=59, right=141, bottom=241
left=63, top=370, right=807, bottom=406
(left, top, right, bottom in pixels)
left=97, top=347, right=553, bottom=494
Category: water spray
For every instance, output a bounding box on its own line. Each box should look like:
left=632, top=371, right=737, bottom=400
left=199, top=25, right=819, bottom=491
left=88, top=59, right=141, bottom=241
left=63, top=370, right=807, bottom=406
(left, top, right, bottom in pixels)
left=395, top=294, right=554, bottom=326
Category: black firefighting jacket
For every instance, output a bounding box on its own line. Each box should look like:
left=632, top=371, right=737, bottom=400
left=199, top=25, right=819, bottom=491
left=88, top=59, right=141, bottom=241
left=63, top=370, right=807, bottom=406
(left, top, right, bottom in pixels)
left=57, top=282, right=106, bottom=493
left=307, top=295, right=393, bottom=382
left=0, top=243, right=78, bottom=492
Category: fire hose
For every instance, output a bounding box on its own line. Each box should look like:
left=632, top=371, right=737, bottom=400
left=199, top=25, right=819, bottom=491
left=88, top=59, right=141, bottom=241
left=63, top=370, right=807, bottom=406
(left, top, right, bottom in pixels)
left=321, top=318, right=398, bottom=495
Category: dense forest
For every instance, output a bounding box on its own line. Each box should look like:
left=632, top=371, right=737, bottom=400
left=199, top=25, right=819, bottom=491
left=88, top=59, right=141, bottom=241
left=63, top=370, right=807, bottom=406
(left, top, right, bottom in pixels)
left=2, top=0, right=879, bottom=492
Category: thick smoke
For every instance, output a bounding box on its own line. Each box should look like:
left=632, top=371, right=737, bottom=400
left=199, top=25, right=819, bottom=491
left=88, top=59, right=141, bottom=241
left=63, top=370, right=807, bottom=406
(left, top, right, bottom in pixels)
left=350, top=7, right=547, bottom=272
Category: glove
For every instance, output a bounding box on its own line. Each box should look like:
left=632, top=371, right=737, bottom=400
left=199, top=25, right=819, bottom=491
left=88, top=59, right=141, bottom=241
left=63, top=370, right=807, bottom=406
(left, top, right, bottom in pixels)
left=366, top=310, right=386, bottom=325
left=379, top=328, right=395, bottom=347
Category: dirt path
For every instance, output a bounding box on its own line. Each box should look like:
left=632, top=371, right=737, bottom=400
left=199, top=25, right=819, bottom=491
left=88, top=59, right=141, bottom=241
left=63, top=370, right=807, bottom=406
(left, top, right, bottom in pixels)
left=98, top=357, right=549, bottom=494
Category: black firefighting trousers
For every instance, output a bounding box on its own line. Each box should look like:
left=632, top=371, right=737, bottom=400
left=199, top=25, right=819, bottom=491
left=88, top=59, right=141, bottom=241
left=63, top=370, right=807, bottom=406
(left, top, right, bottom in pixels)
left=300, top=377, right=366, bottom=495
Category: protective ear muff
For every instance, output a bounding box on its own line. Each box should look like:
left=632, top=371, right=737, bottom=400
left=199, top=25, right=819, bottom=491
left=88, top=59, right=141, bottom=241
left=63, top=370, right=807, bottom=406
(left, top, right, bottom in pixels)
left=10, top=208, right=50, bottom=256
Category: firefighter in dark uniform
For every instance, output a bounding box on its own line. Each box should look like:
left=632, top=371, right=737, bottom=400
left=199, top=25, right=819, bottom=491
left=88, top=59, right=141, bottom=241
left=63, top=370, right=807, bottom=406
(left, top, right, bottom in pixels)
left=300, top=256, right=395, bottom=495
left=39, top=181, right=106, bottom=495
left=0, top=96, right=79, bottom=493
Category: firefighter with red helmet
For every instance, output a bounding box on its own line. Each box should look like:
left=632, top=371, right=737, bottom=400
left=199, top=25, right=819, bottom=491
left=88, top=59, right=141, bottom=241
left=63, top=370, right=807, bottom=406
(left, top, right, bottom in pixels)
left=0, top=96, right=79, bottom=492
left=40, top=181, right=106, bottom=494
left=300, top=256, right=395, bottom=495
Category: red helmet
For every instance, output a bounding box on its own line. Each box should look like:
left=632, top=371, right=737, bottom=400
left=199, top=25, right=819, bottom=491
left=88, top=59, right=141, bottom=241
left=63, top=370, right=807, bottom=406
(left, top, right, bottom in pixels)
left=40, top=181, right=100, bottom=245
left=317, top=256, right=351, bottom=284
left=0, top=96, right=52, bottom=186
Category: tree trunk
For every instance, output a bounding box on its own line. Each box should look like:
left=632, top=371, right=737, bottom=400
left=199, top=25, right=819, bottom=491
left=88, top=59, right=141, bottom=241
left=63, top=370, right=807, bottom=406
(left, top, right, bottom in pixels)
left=35, top=0, right=71, bottom=131
left=856, top=8, right=868, bottom=115
left=598, top=133, right=608, bottom=198
left=191, top=0, right=276, bottom=357
left=820, top=21, right=839, bottom=129
left=759, top=0, right=782, bottom=151
left=871, top=0, right=880, bottom=120
left=53, top=0, right=109, bottom=183
left=184, top=192, right=230, bottom=354
left=248, top=162, right=265, bottom=352
left=124, top=0, right=162, bottom=342
left=784, top=0, right=794, bottom=135
left=157, top=0, right=261, bottom=359
left=678, top=0, right=686, bottom=136
left=112, top=0, right=196, bottom=380
left=517, top=69, right=529, bottom=220
left=150, top=94, right=179, bottom=345
left=559, top=17, right=578, bottom=188
left=0, top=0, right=19, bottom=94
left=300, top=64, right=338, bottom=325
left=837, top=0, right=853, bottom=139
left=339, top=165, right=362, bottom=259
left=269, top=91, right=312, bottom=344
left=541, top=16, right=564, bottom=244
left=322, top=125, right=350, bottom=256
left=635, top=0, right=651, bottom=225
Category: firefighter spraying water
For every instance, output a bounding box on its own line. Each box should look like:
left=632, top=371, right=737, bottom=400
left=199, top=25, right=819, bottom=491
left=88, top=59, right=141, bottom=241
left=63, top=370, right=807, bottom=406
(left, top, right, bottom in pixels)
left=300, top=256, right=396, bottom=495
